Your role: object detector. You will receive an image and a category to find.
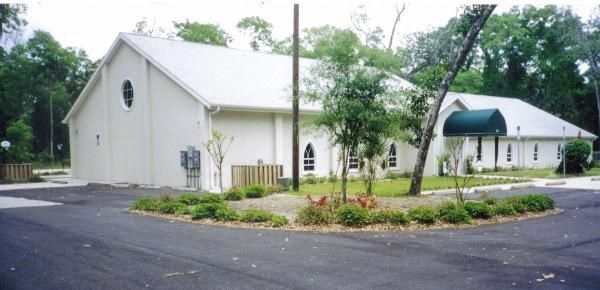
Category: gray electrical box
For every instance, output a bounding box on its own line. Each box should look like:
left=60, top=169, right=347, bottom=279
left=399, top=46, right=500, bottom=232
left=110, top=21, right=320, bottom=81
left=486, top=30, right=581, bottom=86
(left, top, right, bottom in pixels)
left=192, top=151, right=201, bottom=168
left=187, top=146, right=194, bottom=169
left=180, top=151, right=188, bottom=168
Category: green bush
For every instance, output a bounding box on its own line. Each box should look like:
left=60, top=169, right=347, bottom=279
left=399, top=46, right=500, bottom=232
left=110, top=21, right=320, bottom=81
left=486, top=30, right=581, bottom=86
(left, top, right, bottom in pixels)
left=28, top=174, right=44, bottom=183
left=157, top=201, right=188, bottom=214
left=191, top=203, right=226, bottom=220
left=214, top=207, right=239, bottom=221
left=440, top=207, right=471, bottom=224
left=464, top=201, right=494, bottom=219
left=239, top=209, right=273, bottom=222
left=266, top=184, right=284, bottom=194
left=481, top=193, right=497, bottom=205
left=336, top=205, right=370, bottom=227
left=131, top=196, right=159, bottom=211
left=302, top=173, right=319, bottom=184
left=224, top=187, right=244, bottom=201
left=493, top=201, right=517, bottom=216
left=557, top=139, right=592, bottom=174
left=437, top=201, right=457, bottom=217
left=296, top=204, right=331, bottom=225
left=408, top=206, right=438, bottom=224
left=0, top=178, right=14, bottom=184
left=175, top=205, right=192, bottom=215
left=370, top=209, right=408, bottom=225
left=464, top=155, right=474, bottom=175
left=270, top=215, right=289, bottom=227
left=244, top=184, right=267, bottom=198
left=327, top=171, right=338, bottom=183
left=157, top=194, right=174, bottom=203
left=519, top=194, right=554, bottom=212
left=198, top=193, right=223, bottom=204
left=177, top=193, right=203, bottom=205
left=504, top=197, right=528, bottom=213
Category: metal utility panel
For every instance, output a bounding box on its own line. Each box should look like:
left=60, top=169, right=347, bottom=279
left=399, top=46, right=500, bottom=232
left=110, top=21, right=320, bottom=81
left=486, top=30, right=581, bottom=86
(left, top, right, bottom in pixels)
left=187, top=146, right=195, bottom=169
left=192, top=151, right=201, bottom=168
left=180, top=151, right=188, bottom=168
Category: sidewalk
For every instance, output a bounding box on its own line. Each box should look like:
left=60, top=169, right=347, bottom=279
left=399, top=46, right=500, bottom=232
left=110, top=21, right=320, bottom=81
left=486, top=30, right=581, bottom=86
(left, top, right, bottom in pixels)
left=0, top=175, right=87, bottom=191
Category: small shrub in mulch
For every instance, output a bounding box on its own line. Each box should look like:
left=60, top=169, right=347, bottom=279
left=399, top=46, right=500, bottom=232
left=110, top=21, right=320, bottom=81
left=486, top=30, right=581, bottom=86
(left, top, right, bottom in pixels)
left=336, top=205, right=370, bottom=227
left=408, top=206, right=438, bottom=224
left=464, top=202, right=494, bottom=219
left=493, top=201, right=517, bottom=216
left=296, top=204, right=331, bottom=225
left=177, top=193, right=203, bottom=205
left=157, top=201, right=188, bottom=214
left=214, top=207, right=239, bottom=221
left=519, top=194, right=554, bottom=212
left=198, top=193, right=223, bottom=204
left=224, top=188, right=244, bottom=201
left=157, top=194, right=174, bottom=203
left=131, top=196, right=159, bottom=211
left=244, top=184, right=267, bottom=198
left=191, top=202, right=226, bottom=220
left=370, top=209, right=408, bottom=225
left=270, top=215, right=289, bottom=227
left=239, top=209, right=273, bottom=222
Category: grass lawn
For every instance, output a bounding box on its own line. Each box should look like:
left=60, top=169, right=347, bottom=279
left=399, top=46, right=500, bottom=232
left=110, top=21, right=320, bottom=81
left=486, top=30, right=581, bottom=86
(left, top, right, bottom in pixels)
left=485, top=167, right=600, bottom=179
left=291, top=176, right=520, bottom=198
left=32, top=161, right=70, bottom=170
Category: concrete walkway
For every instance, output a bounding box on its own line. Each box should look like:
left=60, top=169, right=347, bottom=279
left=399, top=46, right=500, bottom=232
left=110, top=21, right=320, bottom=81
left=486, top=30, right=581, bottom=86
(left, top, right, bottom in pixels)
left=0, top=176, right=87, bottom=191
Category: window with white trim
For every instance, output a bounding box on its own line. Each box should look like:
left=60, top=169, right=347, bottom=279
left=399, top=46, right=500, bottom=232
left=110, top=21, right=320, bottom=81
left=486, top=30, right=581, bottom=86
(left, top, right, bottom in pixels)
left=557, top=143, right=562, bottom=160
left=303, top=143, right=315, bottom=171
left=388, top=143, right=397, bottom=168
left=533, top=143, right=539, bottom=161
left=348, top=150, right=359, bottom=169
left=507, top=143, right=512, bottom=163
left=121, top=80, right=134, bottom=110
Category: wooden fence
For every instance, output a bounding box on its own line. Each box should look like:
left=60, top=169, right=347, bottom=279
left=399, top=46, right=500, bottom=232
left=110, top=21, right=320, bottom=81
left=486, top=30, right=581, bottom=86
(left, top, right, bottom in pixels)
left=231, top=165, right=283, bottom=188
left=1, top=164, right=33, bottom=182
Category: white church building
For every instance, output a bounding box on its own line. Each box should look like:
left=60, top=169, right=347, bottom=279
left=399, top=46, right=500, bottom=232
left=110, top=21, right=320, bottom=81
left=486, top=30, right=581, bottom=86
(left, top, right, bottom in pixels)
left=63, top=33, right=596, bottom=190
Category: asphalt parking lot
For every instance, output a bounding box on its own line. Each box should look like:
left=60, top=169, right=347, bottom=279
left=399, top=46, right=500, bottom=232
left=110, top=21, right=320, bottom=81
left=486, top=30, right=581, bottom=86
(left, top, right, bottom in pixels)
left=1, top=185, right=599, bottom=289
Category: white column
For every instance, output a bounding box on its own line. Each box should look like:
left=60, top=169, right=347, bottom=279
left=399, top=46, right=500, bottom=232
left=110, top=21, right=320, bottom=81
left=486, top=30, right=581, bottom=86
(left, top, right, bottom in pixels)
left=101, top=65, right=112, bottom=181
left=273, top=113, right=284, bottom=164
left=141, top=58, right=154, bottom=185
left=68, top=117, right=77, bottom=178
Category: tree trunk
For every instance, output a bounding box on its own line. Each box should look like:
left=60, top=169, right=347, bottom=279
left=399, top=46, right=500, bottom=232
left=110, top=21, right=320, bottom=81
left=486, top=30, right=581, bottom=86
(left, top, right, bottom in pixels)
left=387, top=4, right=406, bottom=50
left=408, top=5, right=496, bottom=195
left=292, top=4, right=300, bottom=191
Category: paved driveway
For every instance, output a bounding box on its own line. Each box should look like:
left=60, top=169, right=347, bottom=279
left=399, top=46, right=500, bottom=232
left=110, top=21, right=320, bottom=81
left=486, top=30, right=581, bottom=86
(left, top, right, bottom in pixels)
left=0, top=186, right=599, bottom=289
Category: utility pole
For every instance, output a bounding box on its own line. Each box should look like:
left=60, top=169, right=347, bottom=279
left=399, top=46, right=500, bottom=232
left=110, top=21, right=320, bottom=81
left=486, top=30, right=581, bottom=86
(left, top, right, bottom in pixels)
left=563, top=126, right=566, bottom=177
left=292, top=3, right=300, bottom=191
left=50, top=90, right=54, bottom=163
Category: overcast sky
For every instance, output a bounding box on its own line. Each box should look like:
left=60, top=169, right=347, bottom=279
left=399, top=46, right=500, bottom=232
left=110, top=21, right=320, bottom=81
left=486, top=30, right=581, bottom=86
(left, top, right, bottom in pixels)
left=14, top=0, right=600, bottom=60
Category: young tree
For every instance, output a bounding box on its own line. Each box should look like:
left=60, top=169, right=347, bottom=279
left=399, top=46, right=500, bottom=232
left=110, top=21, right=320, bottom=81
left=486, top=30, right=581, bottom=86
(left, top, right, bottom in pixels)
left=204, top=130, right=233, bottom=194
left=408, top=5, right=496, bottom=195
left=445, top=137, right=474, bottom=203
left=236, top=16, right=274, bottom=51
left=173, top=20, right=231, bottom=46
left=4, top=119, right=33, bottom=163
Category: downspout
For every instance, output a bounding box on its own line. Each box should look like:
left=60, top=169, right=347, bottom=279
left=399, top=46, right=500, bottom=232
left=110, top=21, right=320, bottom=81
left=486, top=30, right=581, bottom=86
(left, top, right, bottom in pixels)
left=207, top=105, right=221, bottom=191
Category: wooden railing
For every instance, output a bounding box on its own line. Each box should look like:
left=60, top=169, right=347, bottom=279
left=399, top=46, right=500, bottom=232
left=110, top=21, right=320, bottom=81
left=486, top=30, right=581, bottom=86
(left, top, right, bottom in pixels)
left=1, top=164, right=33, bottom=182
left=231, top=165, right=283, bottom=188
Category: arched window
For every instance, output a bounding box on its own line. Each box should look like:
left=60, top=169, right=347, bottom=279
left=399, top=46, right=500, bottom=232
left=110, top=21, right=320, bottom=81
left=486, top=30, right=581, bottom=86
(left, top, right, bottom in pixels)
left=348, top=150, right=359, bottom=169
left=533, top=143, right=539, bottom=161
left=121, top=80, right=134, bottom=110
left=303, top=144, right=315, bottom=171
left=507, top=143, right=512, bottom=163
left=557, top=143, right=562, bottom=160
left=388, top=143, right=397, bottom=168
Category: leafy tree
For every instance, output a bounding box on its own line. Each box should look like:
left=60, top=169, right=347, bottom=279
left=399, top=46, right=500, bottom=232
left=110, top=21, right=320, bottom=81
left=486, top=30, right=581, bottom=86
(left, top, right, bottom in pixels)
left=0, top=4, right=27, bottom=43
left=204, top=130, right=233, bottom=194
left=408, top=5, right=496, bottom=195
left=174, top=20, right=231, bottom=46
left=303, top=29, right=399, bottom=201
left=450, top=69, right=484, bottom=93
left=557, top=139, right=592, bottom=174
left=236, top=16, right=273, bottom=51
left=4, top=119, right=33, bottom=163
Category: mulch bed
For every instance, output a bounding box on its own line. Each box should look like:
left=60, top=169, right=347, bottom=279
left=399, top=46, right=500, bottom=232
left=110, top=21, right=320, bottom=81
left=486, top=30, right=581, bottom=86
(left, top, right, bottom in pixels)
left=129, top=208, right=562, bottom=233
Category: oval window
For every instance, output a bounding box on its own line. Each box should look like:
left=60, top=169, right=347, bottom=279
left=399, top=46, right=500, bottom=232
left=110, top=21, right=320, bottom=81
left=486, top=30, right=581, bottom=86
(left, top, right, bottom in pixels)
left=121, top=80, right=134, bottom=110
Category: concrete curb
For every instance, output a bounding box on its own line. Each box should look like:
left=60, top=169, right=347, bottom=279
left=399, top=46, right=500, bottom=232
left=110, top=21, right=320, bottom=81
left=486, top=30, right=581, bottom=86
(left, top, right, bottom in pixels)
left=474, top=187, right=501, bottom=193
left=591, top=177, right=600, bottom=181
left=545, top=181, right=566, bottom=186
left=510, top=183, right=536, bottom=189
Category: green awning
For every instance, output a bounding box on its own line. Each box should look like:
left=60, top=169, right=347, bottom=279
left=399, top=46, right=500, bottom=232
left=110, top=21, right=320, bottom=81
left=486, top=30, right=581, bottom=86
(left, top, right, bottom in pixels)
left=443, top=109, right=507, bottom=137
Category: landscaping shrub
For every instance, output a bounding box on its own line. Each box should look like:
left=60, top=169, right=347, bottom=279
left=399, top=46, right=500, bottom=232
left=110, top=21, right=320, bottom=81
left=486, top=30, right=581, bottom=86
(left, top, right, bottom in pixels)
left=519, top=194, right=554, bottom=212
left=157, top=201, right=188, bottom=214
left=270, top=215, right=289, bottom=227
left=239, top=209, right=273, bottom=222
left=437, top=201, right=457, bottom=217
left=302, top=173, right=319, bottom=184
left=336, top=205, right=370, bottom=226
left=464, top=201, right=494, bottom=219
left=267, top=184, right=284, bottom=194
left=493, top=201, right=517, bottom=216
left=224, top=187, right=244, bottom=201
left=177, top=193, right=202, bottom=205
left=327, top=171, right=338, bottom=183
left=198, top=193, right=223, bottom=204
left=157, top=194, right=174, bottom=203
left=191, top=203, right=226, bottom=220
left=244, top=184, right=267, bottom=198
left=175, top=205, right=192, bottom=215
left=214, top=207, right=239, bottom=221
left=370, top=209, right=408, bottom=225
left=28, top=174, right=44, bottom=182
left=481, top=193, right=497, bottom=205
left=131, top=196, right=158, bottom=211
left=441, top=207, right=471, bottom=224
left=384, top=171, right=403, bottom=180
left=504, top=197, right=528, bottom=214
left=557, top=139, right=592, bottom=174
left=0, top=178, right=14, bottom=184
left=296, top=204, right=331, bottom=225
left=464, top=155, right=474, bottom=174
left=408, top=206, right=438, bottom=224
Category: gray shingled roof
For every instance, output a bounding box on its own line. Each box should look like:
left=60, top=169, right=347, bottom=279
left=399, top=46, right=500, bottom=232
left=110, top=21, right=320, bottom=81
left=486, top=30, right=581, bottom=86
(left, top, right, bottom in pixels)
left=443, top=92, right=596, bottom=139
